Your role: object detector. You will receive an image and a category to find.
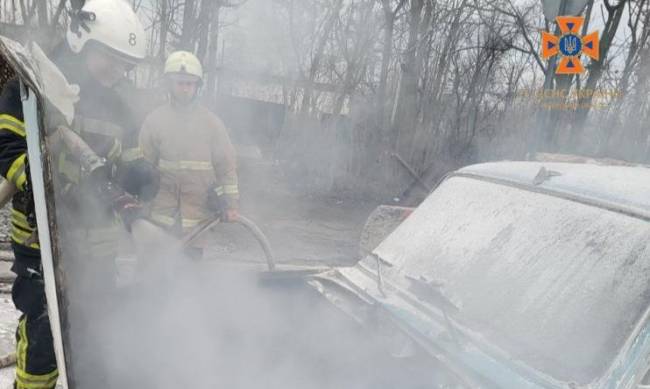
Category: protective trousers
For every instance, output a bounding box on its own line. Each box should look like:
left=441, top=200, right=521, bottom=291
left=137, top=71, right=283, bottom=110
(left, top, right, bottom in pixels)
left=11, top=245, right=58, bottom=389
left=62, top=225, right=118, bottom=389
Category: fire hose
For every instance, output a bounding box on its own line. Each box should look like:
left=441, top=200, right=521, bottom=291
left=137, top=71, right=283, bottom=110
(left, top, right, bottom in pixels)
left=181, top=215, right=276, bottom=272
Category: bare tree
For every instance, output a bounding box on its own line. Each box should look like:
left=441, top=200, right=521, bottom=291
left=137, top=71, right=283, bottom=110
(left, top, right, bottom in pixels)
left=298, top=0, right=345, bottom=115
left=574, top=0, right=628, bottom=128
left=179, top=0, right=196, bottom=49
left=377, top=0, right=407, bottom=129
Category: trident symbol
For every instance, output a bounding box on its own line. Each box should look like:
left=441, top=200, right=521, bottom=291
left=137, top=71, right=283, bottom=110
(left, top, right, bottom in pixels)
left=565, top=36, right=578, bottom=54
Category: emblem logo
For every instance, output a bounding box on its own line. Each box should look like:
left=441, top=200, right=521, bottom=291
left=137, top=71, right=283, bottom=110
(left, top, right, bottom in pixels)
left=541, top=16, right=599, bottom=74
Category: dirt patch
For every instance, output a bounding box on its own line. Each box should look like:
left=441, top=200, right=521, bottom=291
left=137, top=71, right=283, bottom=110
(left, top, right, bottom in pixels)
left=201, top=158, right=379, bottom=266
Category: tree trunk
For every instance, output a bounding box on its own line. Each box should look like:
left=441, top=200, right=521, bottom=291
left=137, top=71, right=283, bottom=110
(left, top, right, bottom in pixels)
left=51, top=0, right=67, bottom=27
left=18, top=0, right=27, bottom=25
left=332, top=1, right=374, bottom=118
left=573, top=1, right=626, bottom=130
left=205, top=3, right=221, bottom=107
left=159, top=0, right=169, bottom=61
left=610, top=0, right=647, bottom=105
left=393, top=0, right=424, bottom=153
left=378, top=0, right=406, bottom=132
left=600, top=0, right=648, bottom=156
left=429, top=0, right=466, bottom=145
left=377, top=5, right=394, bottom=131
left=180, top=0, right=196, bottom=50
left=412, top=0, right=432, bottom=115
left=300, top=0, right=344, bottom=115
left=11, top=0, right=17, bottom=24
left=431, top=0, right=464, bottom=103
left=35, top=0, right=47, bottom=27
left=196, top=0, right=214, bottom=62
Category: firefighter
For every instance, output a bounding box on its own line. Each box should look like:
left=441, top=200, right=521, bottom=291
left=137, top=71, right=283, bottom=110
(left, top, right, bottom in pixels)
left=139, top=51, right=239, bottom=257
left=0, top=0, right=157, bottom=387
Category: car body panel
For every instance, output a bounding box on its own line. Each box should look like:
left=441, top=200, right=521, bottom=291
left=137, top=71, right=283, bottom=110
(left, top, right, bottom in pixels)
left=315, top=162, right=650, bottom=388
left=458, top=162, right=650, bottom=218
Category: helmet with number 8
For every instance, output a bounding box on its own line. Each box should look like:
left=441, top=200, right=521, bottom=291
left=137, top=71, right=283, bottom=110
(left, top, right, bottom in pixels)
left=66, top=0, right=146, bottom=63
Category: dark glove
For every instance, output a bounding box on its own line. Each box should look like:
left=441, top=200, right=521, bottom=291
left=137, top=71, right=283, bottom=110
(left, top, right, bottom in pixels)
left=207, top=186, right=239, bottom=222
left=94, top=178, right=144, bottom=231
left=207, top=187, right=222, bottom=216
left=117, top=159, right=160, bottom=202
left=81, top=157, right=145, bottom=230
left=112, top=191, right=144, bottom=231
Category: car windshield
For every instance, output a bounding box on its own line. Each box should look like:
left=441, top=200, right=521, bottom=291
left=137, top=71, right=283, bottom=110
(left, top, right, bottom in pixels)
left=372, top=176, right=650, bottom=384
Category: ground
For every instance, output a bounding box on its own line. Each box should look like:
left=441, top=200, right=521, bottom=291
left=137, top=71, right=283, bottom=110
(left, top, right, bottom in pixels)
left=206, top=157, right=377, bottom=266
left=0, top=206, right=21, bottom=387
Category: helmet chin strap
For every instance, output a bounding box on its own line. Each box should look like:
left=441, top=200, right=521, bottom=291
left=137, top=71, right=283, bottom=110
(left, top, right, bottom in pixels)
left=171, top=96, right=194, bottom=107
left=165, top=76, right=203, bottom=106
left=169, top=90, right=199, bottom=107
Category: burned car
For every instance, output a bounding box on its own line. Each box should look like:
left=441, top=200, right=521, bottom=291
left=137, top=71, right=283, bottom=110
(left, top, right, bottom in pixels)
left=312, top=161, right=650, bottom=388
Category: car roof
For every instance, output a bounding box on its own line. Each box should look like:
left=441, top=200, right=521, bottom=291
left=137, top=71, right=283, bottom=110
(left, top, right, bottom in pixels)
left=456, top=161, right=650, bottom=220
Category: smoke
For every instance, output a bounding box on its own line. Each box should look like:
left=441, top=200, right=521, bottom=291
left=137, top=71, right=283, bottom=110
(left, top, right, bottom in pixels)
left=1, top=5, right=438, bottom=386
left=64, top=235, right=438, bottom=389
left=0, top=32, right=444, bottom=389
left=6, top=0, right=650, bottom=388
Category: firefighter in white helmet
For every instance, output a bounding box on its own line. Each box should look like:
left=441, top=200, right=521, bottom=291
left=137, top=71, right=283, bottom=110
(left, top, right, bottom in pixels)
left=0, top=0, right=157, bottom=387
left=140, top=51, right=239, bottom=257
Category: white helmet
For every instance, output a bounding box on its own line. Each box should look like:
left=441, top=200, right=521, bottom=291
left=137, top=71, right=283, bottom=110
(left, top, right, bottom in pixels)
left=164, top=51, right=203, bottom=80
left=66, top=0, right=146, bottom=63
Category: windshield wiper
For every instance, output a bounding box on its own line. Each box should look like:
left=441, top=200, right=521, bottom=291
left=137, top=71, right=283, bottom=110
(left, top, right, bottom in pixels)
left=369, top=252, right=393, bottom=297
left=367, top=256, right=465, bottom=348
left=406, top=275, right=465, bottom=348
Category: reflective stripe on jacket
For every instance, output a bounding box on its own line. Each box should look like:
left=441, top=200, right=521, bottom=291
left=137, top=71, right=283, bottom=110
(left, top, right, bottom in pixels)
left=0, top=80, right=37, bottom=249
left=139, top=102, right=238, bottom=232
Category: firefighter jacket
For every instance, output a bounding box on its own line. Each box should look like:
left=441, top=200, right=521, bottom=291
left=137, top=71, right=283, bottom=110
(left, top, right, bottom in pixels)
left=139, top=101, right=239, bottom=232
left=0, top=45, right=148, bottom=264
